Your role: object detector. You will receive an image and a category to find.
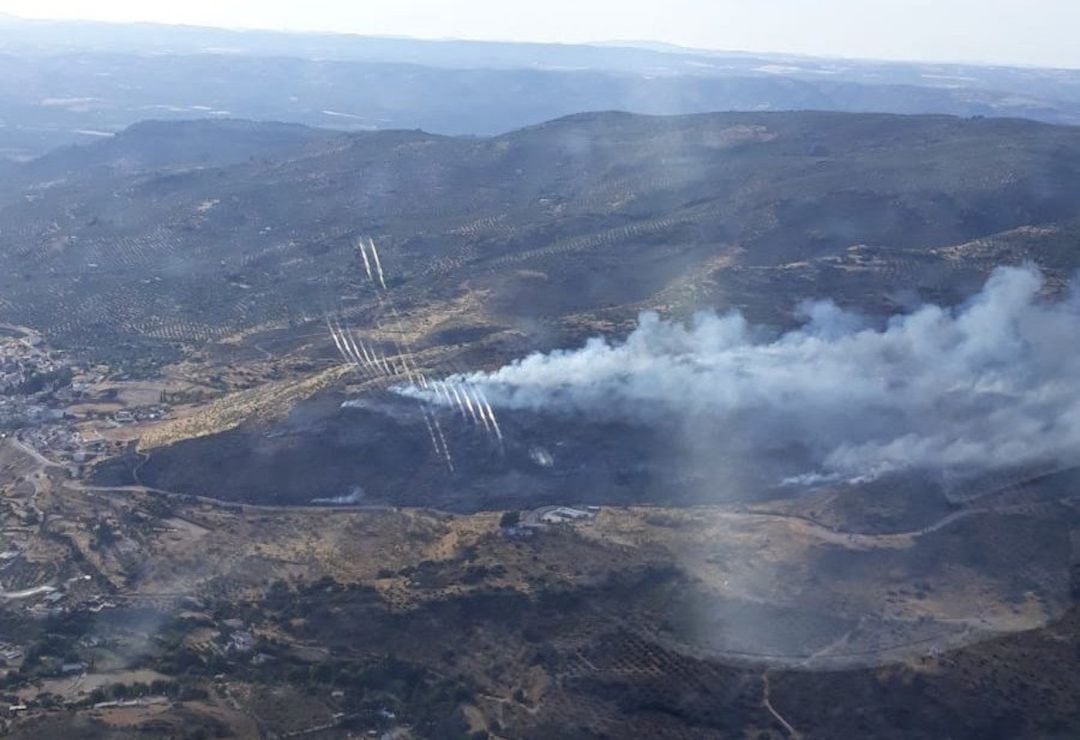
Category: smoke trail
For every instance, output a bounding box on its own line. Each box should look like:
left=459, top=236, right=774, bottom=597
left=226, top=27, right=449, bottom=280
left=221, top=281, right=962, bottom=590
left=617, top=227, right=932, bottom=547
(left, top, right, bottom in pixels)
left=467, top=385, right=492, bottom=435
left=326, top=317, right=349, bottom=361
left=327, top=318, right=348, bottom=362
left=478, top=392, right=504, bottom=443
left=369, top=238, right=388, bottom=291
left=330, top=318, right=364, bottom=371
left=402, top=266, right=1080, bottom=483
left=420, top=408, right=441, bottom=457
left=356, top=337, right=377, bottom=372
left=459, top=383, right=480, bottom=425
left=420, top=408, right=453, bottom=471
left=342, top=326, right=372, bottom=376
left=432, top=379, right=451, bottom=407
left=431, top=413, right=454, bottom=471
left=447, top=382, right=469, bottom=419
left=358, top=239, right=374, bottom=283
left=349, top=232, right=485, bottom=467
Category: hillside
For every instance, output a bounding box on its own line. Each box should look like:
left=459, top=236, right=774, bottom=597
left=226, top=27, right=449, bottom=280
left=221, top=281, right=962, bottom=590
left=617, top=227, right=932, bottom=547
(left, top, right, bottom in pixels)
left=2, top=111, right=1080, bottom=371
left=0, top=110, right=1074, bottom=511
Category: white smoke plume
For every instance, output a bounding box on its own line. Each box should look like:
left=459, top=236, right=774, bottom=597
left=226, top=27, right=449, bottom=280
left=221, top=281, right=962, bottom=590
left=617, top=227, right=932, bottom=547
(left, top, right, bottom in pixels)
left=403, top=266, right=1080, bottom=483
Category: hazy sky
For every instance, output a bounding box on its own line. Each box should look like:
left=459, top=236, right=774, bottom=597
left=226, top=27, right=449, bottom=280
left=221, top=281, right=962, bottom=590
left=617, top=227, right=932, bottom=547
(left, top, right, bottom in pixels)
left=2, top=0, right=1079, bottom=69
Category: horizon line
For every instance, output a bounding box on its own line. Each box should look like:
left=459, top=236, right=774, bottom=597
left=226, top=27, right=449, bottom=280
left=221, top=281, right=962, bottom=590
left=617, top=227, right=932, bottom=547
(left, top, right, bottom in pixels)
left=2, top=11, right=1079, bottom=73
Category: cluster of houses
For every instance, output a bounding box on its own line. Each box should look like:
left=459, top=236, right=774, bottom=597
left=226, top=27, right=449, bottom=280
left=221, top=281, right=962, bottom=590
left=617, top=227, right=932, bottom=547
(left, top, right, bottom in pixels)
left=504, top=505, right=600, bottom=538
left=0, top=334, right=76, bottom=430
left=537, top=506, right=599, bottom=524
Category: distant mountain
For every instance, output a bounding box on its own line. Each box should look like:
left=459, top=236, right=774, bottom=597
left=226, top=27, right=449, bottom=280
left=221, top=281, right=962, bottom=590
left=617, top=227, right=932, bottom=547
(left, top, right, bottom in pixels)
left=2, top=16, right=1080, bottom=159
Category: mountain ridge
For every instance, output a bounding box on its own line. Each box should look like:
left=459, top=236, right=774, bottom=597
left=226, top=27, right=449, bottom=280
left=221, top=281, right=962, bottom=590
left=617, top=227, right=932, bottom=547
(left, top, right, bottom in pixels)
left=2, top=109, right=1079, bottom=374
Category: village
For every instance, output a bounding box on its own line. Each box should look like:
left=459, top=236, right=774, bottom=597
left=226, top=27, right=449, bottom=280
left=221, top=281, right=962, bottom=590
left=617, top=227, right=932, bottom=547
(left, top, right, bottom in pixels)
left=0, top=325, right=180, bottom=475
left=0, top=326, right=74, bottom=430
